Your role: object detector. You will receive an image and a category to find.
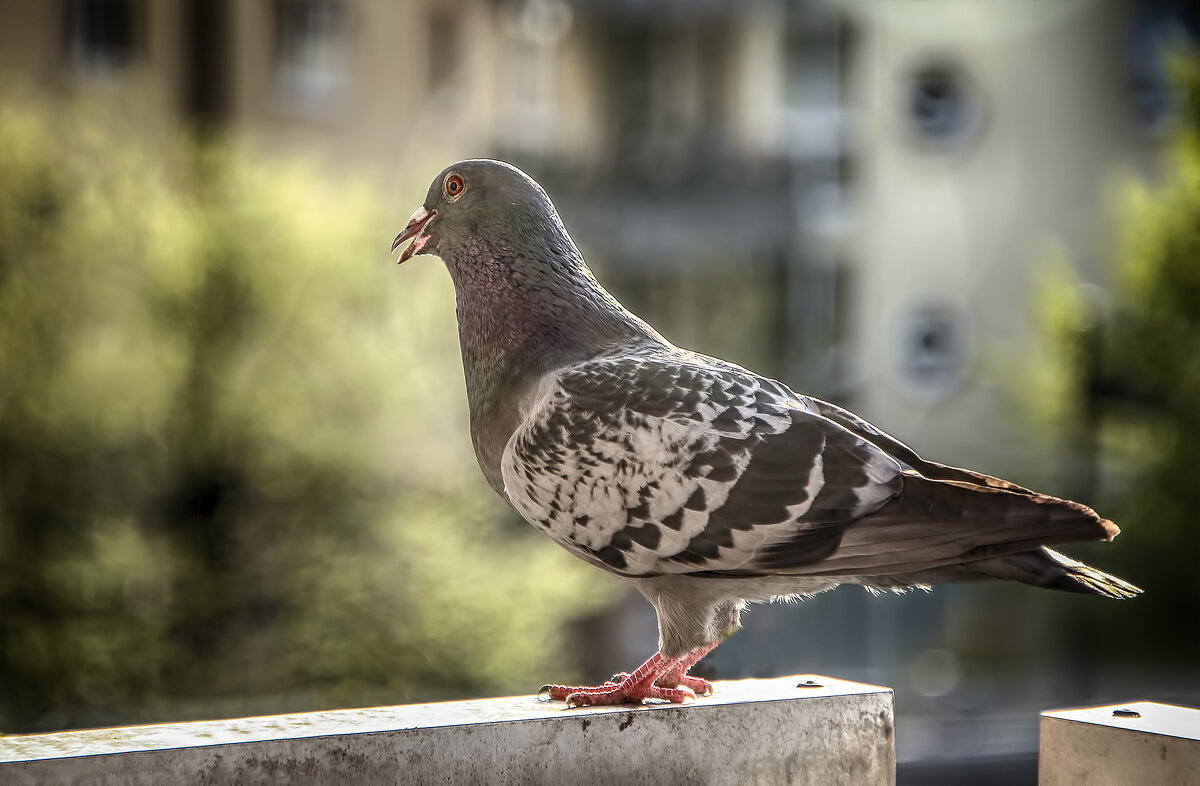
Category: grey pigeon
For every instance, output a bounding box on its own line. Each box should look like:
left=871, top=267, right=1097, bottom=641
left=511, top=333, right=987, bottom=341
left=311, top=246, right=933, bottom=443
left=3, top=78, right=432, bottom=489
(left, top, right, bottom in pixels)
left=391, top=159, right=1141, bottom=707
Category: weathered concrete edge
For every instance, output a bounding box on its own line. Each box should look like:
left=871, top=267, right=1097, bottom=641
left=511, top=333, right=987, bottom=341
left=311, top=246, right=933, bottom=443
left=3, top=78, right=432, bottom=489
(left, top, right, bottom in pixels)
left=0, top=675, right=896, bottom=786
left=1039, top=701, right=1200, bottom=786
left=1041, top=701, right=1200, bottom=742
left=0, top=674, right=889, bottom=763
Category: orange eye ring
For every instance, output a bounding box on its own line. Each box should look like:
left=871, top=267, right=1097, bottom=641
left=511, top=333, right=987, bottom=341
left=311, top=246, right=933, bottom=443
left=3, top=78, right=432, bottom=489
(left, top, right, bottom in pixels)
left=444, top=173, right=465, bottom=201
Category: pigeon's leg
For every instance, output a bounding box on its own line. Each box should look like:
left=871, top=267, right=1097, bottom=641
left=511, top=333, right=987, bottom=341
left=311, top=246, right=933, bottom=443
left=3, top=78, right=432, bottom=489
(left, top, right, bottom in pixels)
left=652, top=642, right=717, bottom=697
left=602, top=642, right=718, bottom=690
left=538, top=642, right=718, bottom=707
left=603, top=642, right=716, bottom=695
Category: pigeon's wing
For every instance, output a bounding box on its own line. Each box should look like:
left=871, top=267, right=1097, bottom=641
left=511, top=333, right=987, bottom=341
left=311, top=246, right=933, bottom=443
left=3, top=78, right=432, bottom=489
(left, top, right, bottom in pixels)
left=501, top=352, right=1118, bottom=580
left=500, top=353, right=906, bottom=576
left=805, top=397, right=1036, bottom=496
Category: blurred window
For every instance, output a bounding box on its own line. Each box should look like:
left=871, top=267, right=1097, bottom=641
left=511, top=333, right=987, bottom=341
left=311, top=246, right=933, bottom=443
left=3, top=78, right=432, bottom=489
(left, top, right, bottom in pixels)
left=897, top=304, right=969, bottom=398
left=783, top=12, right=851, bottom=163
left=272, top=0, right=351, bottom=108
left=909, top=67, right=965, bottom=141
left=65, top=0, right=143, bottom=72
left=1129, top=4, right=1200, bottom=136
left=608, top=23, right=709, bottom=177
left=427, top=8, right=461, bottom=93
left=502, top=0, right=572, bottom=153
left=903, top=60, right=983, bottom=153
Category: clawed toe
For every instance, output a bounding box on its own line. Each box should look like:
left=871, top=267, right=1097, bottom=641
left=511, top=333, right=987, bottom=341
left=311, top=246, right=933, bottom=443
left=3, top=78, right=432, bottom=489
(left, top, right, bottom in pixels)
left=538, top=684, right=573, bottom=702
left=672, top=675, right=713, bottom=697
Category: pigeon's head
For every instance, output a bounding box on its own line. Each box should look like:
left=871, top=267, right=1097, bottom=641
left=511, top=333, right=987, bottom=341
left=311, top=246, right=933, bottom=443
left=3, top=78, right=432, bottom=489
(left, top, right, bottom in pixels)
left=391, top=159, right=568, bottom=267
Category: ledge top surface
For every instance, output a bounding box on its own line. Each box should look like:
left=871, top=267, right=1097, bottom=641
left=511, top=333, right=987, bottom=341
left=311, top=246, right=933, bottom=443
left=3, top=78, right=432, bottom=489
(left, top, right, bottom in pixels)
left=1042, top=701, right=1200, bottom=742
left=1, top=674, right=891, bottom=763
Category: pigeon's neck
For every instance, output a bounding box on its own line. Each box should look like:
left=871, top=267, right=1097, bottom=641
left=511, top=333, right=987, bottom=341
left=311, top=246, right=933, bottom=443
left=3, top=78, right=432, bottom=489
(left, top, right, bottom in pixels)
left=452, top=256, right=650, bottom=404
left=446, top=249, right=657, bottom=489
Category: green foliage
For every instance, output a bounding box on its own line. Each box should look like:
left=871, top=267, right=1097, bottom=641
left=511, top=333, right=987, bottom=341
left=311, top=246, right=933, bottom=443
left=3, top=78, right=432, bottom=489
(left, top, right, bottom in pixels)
left=0, top=100, right=616, bottom=732
left=1034, top=55, right=1200, bottom=665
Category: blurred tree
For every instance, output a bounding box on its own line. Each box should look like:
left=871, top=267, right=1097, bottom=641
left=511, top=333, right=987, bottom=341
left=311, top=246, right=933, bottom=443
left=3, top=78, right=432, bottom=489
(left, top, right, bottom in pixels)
left=1032, top=54, right=1200, bottom=669
left=0, top=99, right=615, bottom=733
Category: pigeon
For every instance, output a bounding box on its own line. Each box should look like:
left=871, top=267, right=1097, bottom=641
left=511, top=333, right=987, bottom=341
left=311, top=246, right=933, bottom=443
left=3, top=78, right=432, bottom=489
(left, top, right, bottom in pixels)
left=391, top=159, right=1141, bottom=708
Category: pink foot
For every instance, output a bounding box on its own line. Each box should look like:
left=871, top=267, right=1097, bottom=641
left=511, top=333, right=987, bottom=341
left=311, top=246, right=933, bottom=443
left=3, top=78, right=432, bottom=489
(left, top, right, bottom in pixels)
left=668, top=674, right=713, bottom=697
left=540, top=679, right=696, bottom=708
left=537, top=643, right=718, bottom=708
left=602, top=671, right=712, bottom=697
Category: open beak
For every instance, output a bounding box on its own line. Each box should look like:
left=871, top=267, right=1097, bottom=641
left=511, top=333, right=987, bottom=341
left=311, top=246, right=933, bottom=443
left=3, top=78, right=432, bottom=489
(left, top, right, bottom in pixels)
left=391, top=205, right=436, bottom=263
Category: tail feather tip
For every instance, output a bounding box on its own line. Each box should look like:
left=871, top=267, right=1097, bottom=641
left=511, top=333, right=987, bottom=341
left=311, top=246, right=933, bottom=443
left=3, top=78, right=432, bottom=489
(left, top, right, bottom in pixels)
left=1100, top=518, right=1121, bottom=541
left=1064, top=564, right=1142, bottom=599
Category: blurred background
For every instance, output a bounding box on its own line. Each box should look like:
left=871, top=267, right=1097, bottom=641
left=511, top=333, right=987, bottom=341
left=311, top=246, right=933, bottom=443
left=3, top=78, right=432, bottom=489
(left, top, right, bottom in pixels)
left=1, top=0, right=1198, bottom=781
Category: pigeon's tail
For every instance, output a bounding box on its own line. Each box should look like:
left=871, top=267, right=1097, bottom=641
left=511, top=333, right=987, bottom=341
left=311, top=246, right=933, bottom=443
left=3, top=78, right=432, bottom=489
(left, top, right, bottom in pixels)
left=804, top=476, right=1142, bottom=600
left=971, top=547, right=1142, bottom=599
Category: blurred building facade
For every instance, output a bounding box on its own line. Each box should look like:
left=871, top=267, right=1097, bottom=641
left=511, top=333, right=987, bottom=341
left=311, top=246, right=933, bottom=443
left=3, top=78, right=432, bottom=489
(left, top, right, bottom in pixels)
left=2, top=0, right=1193, bottom=777
left=847, top=1, right=1171, bottom=481
left=2, top=0, right=1174, bottom=472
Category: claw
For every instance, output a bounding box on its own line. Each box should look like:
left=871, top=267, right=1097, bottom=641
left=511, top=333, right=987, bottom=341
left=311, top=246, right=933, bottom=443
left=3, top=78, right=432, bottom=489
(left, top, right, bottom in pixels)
left=538, top=684, right=572, bottom=702
left=670, top=675, right=713, bottom=697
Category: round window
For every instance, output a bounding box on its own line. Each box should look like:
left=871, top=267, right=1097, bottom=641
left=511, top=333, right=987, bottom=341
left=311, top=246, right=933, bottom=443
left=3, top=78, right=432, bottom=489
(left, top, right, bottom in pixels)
left=903, top=60, right=984, bottom=152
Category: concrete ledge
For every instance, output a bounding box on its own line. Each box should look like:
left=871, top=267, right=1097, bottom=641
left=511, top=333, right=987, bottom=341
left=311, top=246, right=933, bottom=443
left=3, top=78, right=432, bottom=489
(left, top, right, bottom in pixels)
left=0, top=675, right=893, bottom=785
left=1040, top=700, right=1200, bottom=786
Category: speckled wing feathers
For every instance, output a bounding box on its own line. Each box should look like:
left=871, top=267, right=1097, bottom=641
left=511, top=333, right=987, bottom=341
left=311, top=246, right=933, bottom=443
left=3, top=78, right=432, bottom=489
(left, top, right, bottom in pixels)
left=500, top=350, right=906, bottom=577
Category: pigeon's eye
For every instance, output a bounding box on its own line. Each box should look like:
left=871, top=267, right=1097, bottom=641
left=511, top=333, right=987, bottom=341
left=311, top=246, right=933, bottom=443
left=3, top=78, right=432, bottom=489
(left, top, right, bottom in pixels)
left=444, top=173, right=466, bottom=201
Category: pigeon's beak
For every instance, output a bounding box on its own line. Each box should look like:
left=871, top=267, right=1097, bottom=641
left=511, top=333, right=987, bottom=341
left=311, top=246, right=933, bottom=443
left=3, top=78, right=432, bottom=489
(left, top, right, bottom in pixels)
left=391, top=205, right=437, bottom=264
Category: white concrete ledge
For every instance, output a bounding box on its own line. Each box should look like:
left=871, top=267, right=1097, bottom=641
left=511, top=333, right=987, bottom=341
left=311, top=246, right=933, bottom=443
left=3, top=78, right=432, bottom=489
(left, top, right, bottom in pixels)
left=0, top=674, right=893, bottom=785
left=1040, top=700, right=1200, bottom=786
